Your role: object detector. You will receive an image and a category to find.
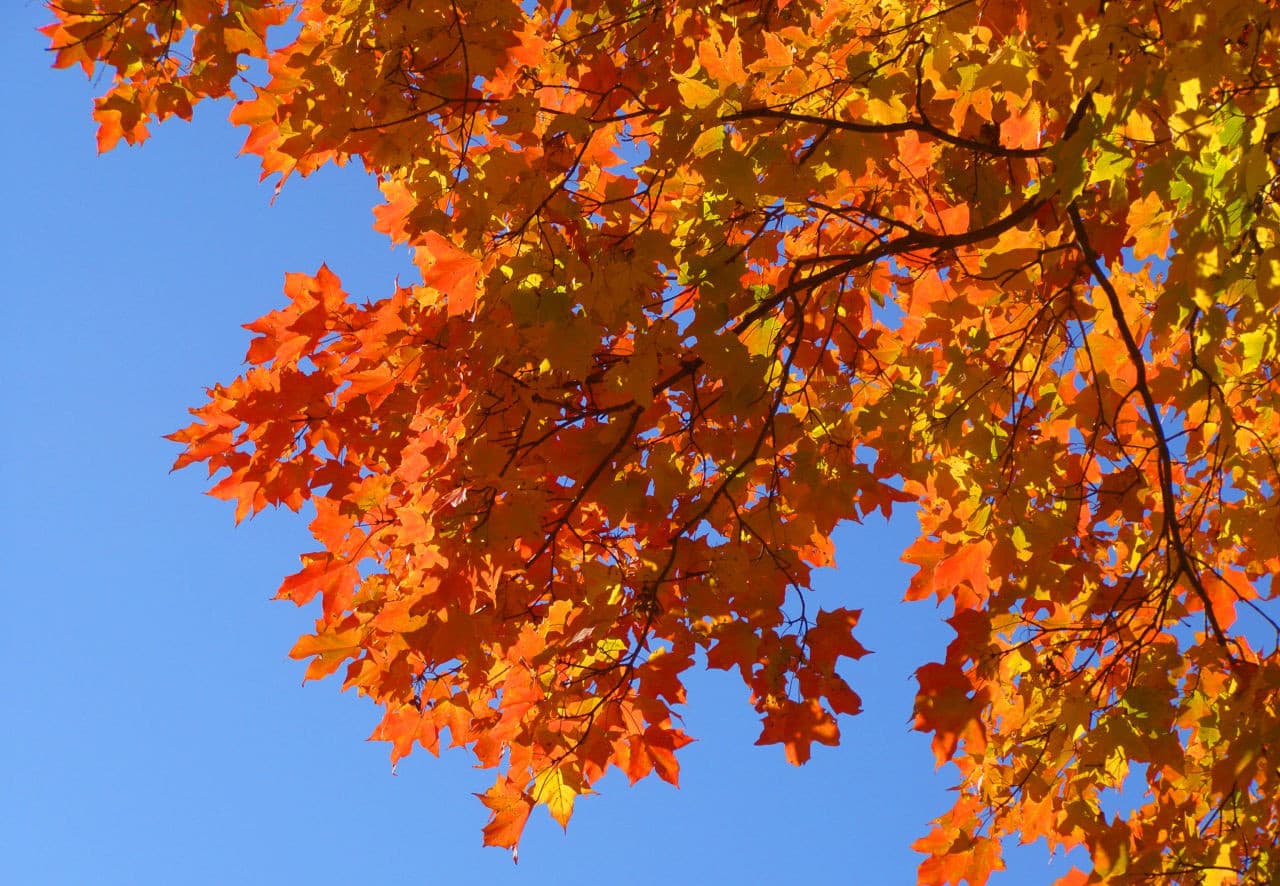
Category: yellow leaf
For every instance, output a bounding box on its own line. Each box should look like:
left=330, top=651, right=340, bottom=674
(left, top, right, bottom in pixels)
left=533, top=767, right=580, bottom=830
left=1203, top=842, right=1238, bottom=886
left=1240, top=327, right=1275, bottom=372
left=676, top=75, right=720, bottom=110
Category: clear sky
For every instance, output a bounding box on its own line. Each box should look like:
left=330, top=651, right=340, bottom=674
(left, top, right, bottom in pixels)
left=4, top=7, right=1084, bottom=883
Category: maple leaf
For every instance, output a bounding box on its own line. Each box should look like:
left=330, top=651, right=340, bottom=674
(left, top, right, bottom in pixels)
left=532, top=766, right=586, bottom=830
left=913, top=663, right=988, bottom=765
left=805, top=608, right=868, bottom=672
left=477, top=777, right=534, bottom=851
left=415, top=232, right=480, bottom=316
left=755, top=699, right=840, bottom=766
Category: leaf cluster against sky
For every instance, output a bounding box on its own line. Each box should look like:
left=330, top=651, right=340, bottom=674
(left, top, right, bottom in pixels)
left=37, top=1, right=1280, bottom=882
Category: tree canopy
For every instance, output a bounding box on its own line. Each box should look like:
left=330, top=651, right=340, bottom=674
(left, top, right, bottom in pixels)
left=44, top=0, right=1280, bottom=881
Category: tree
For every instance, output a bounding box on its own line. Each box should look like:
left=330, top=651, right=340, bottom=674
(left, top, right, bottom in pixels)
left=42, top=0, right=1280, bottom=881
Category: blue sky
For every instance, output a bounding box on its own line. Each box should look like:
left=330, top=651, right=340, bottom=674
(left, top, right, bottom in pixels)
left=4, top=6, right=1083, bottom=883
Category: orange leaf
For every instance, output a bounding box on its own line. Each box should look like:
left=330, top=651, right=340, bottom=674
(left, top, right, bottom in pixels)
left=416, top=232, right=480, bottom=316
left=477, top=778, right=534, bottom=851
left=755, top=699, right=840, bottom=765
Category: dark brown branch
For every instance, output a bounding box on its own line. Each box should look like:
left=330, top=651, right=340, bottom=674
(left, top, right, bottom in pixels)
left=724, top=91, right=1094, bottom=160
left=1067, top=203, right=1233, bottom=652
left=733, top=190, right=1048, bottom=335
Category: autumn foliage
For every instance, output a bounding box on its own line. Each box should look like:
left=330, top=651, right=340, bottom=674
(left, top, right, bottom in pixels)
left=44, top=0, right=1280, bottom=881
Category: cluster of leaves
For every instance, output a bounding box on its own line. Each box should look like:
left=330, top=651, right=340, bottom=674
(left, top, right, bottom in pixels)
left=45, top=0, right=1280, bottom=881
